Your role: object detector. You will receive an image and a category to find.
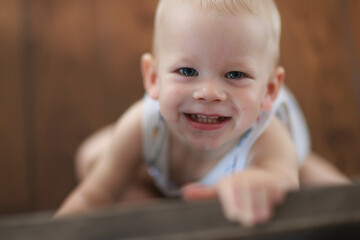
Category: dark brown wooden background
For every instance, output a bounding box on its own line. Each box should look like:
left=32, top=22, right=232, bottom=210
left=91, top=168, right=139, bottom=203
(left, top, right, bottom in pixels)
left=0, top=0, right=359, bottom=216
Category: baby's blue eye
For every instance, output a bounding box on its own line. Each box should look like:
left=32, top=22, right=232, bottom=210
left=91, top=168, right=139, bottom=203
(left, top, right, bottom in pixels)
left=178, top=68, right=198, bottom=77
left=225, top=71, right=245, bottom=79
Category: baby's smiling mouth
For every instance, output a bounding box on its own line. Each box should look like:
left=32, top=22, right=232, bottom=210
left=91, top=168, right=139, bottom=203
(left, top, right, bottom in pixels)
left=184, top=113, right=231, bottom=124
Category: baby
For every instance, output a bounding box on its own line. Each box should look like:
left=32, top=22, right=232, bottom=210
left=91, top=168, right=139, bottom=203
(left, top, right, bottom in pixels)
left=56, top=0, right=349, bottom=226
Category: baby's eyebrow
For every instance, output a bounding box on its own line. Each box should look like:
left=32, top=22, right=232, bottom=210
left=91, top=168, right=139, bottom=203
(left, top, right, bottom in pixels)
left=165, top=56, right=200, bottom=70
left=173, top=55, right=199, bottom=64
left=230, top=57, right=256, bottom=67
left=228, top=58, right=258, bottom=73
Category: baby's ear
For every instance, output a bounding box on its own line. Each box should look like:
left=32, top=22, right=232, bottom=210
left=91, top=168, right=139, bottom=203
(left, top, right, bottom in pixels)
left=261, top=66, right=285, bottom=111
left=141, top=53, right=159, bottom=99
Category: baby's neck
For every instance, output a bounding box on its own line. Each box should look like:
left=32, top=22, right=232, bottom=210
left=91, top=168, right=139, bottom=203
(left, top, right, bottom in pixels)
left=168, top=134, right=239, bottom=186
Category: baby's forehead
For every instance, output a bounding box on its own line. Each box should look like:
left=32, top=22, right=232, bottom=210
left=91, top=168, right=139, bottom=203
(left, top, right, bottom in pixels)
left=156, top=0, right=274, bottom=21
left=155, top=1, right=268, bottom=46
left=155, top=0, right=276, bottom=41
left=154, top=0, right=281, bottom=64
left=156, top=1, right=267, bottom=39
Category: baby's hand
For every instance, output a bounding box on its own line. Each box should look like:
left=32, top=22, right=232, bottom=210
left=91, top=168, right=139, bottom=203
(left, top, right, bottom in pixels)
left=182, top=169, right=296, bottom=227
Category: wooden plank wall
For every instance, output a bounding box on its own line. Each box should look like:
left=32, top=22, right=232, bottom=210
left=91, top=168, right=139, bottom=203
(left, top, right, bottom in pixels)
left=0, top=0, right=359, bottom=215
left=0, top=0, right=29, bottom=214
left=277, top=0, right=360, bottom=176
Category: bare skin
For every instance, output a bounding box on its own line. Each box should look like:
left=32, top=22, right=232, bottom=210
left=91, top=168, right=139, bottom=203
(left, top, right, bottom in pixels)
left=74, top=123, right=351, bottom=203
left=300, top=153, right=351, bottom=187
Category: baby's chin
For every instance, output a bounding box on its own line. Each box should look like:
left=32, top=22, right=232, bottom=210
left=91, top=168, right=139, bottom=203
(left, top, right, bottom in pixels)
left=186, top=136, right=227, bottom=151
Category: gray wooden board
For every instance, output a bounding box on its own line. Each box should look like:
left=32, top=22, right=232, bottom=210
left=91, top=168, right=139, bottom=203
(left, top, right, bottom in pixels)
left=0, top=184, right=360, bottom=240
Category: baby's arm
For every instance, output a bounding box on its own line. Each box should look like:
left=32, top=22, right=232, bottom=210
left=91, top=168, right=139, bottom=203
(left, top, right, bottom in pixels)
left=217, top=117, right=299, bottom=226
left=300, top=152, right=351, bottom=186
left=183, top=116, right=298, bottom=226
left=55, top=100, right=144, bottom=217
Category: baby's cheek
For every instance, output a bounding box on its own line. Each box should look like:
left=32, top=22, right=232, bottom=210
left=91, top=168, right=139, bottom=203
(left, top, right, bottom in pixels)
left=162, top=85, right=187, bottom=106
left=240, top=104, right=249, bottom=112
left=166, top=84, right=184, bottom=97
left=244, top=92, right=263, bottom=113
left=235, top=93, right=257, bottom=114
left=234, top=95, right=262, bottom=130
left=159, top=89, right=183, bottom=122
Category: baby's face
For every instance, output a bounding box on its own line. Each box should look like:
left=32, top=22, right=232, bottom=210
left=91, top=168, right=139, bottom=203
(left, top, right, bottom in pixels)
left=153, top=1, right=275, bottom=150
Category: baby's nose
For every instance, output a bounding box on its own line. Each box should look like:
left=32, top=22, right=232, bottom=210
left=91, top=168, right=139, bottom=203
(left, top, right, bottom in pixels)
left=192, top=81, right=227, bottom=102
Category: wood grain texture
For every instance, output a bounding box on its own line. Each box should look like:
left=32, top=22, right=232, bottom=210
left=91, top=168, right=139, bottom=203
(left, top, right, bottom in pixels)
left=0, top=185, right=360, bottom=240
left=27, top=0, right=158, bottom=211
left=0, top=0, right=30, bottom=214
left=346, top=0, right=360, bottom=109
left=276, top=0, right=360, bottom=175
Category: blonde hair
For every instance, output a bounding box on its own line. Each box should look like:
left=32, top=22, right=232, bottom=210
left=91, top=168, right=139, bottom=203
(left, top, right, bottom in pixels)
left=153, top=0, right=282, bottom=63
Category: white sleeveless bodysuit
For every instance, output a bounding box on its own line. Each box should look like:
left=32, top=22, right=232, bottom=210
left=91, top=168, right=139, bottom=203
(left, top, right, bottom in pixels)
left=142, top=87, right=310, bottom=197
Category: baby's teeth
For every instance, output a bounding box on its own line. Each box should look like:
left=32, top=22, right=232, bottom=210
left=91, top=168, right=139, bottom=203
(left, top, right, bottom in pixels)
left=197, top=115, right=218, bottom=120
left=190, top=114, right=222, bottom=124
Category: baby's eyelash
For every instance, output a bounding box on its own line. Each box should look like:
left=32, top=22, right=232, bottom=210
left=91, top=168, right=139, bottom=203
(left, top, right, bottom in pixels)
left=177, top=67, right=199, bottom=77
left=225, top=71, right=246, bottom=80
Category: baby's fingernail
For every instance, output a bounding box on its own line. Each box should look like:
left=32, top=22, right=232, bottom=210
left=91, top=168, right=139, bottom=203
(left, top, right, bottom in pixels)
left=240, top=211, right=255, bottom=227
left=224, top=210, right=238, bottom=222
left=255, top=208, right=271, bottom=222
